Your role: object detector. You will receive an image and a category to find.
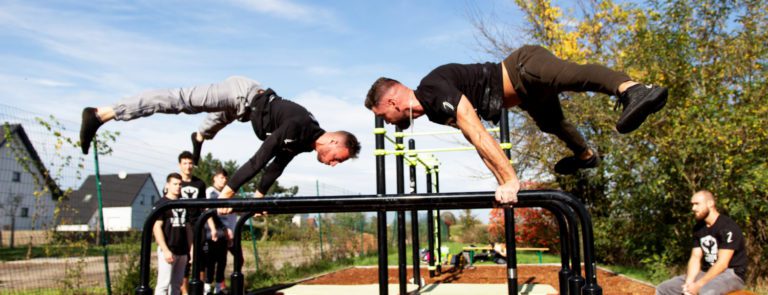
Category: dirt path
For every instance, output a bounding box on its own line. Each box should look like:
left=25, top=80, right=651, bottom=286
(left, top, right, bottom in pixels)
left=304, top=265, right=656, bottom=295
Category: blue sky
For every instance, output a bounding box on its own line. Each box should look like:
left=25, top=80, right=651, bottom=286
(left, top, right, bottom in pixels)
left=0, top=0, right=536, bottom=221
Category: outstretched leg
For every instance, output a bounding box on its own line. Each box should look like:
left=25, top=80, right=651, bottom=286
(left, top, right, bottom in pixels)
left=80, top=76, right=261, bottom=154
left=508, top=45, right=667, bottom=134
left=524, top=92, right=599, bottom=175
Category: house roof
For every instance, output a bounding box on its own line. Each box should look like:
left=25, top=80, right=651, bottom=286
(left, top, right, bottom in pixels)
left=58, top=173, right=158, bottom=225
left=0, top=123, right=63, bottom=199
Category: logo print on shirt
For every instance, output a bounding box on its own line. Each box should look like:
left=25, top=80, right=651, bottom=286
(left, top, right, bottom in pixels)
left=171, top=208, right=187, bottom=227
left=442, top=102, right=455, bottom=113
left=284, top=138, right=295, bottom=144
left=727, top=232, right=733, bottom=243
left=700, top=235, right=718, bottom=264
left=181, top=186, right=199, bottom=199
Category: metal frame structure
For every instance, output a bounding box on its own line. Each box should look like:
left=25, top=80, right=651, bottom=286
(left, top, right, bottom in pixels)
left=133, top=110, right=604, bottom=295
left=134, top=191, right=602, bottom=295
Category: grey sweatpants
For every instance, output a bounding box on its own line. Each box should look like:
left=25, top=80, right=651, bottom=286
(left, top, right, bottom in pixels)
left=154, top=248, right=188, bottom=295
left=655, top=269, right=745, bottom=295
left=112, top=76, right=262, bottom=139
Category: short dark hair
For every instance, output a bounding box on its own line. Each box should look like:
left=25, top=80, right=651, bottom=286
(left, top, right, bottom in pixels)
left=365, top=77, right=400, bottom=109
left=166, top=172, right=182, bottom=183
left=339, top=131, right=361, bottom=159
left=213, top=168, right=228, bottom=178
left=178, top=151, right=194, bottom=163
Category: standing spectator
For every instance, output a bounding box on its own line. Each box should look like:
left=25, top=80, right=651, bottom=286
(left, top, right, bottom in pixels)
left=177, top=151, right=208, bottom=294
left=204, top=169, right=237, bottom=294
left=153, top=173, right=188, bottom=295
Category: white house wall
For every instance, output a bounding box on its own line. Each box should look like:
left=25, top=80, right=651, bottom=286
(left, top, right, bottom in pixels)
left=0, top=139, right=57, bottom=231
left=101, top=207, right=132, bottom=231
left=131, top=178, right=159, bottom=229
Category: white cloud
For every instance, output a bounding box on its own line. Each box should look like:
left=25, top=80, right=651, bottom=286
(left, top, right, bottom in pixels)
left=228, top=0, right=337, bottom=25
left=31, top=78, right=74, bottom=88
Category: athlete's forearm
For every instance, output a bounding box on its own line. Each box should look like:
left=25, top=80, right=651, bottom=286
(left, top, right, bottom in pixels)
left=456, top=97, right=517, bottom=184
left=684, top=255, right=701, bottom=283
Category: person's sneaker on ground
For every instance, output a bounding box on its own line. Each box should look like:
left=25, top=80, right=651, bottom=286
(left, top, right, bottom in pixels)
left=79, top=107, right=103, bottom=155
left=191, top=132, right=203, bottom=165
left=615, top=84, right=668, bottom=134
left=554, top=152, right=600, bottom=175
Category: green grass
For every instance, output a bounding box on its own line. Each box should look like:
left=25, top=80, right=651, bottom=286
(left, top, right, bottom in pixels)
left=351, top=241, right=560, bottom=266
left=0, top=243, right=136, bottom=261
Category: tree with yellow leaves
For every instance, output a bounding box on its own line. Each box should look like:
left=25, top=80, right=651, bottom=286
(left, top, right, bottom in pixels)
left=472, top=0, right=767, bottom=285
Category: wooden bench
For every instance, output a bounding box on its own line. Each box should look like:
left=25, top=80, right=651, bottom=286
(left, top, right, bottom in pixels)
left=462, top=246, right=550, bottom=264
left=517, top=247, right=550, bottom=264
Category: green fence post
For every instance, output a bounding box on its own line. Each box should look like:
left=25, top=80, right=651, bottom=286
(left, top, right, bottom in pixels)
left=92, top=139, right=112, bottom=295
left=316, top=180, right=323, bottom=257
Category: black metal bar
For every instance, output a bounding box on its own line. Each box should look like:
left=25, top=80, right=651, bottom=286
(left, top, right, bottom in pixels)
left=567, top=203, right=585, bottom=295
left=538, top=202, right=574, bottom=295
left=395, top=127, right=407, bottom=295
left=425, top=169, right=435, bottom=278
left=499, top=109, right=518, bottom=295
left=408, top=139, right=422, bottom=287
left=136, top=191, right=601, bottom=293
left=135, top=204, right=163, bottom=295
left=231, top=211, right=258, bottom=295
left=375, top=117, right=388, bottom=295
left=190, top=209, right=218, bottom=295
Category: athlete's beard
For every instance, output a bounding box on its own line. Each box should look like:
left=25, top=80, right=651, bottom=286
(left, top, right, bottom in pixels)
left=395, top=98, right=414, bottom=130
left=694, top=207, right=710, bottom=221
left=395, top=119, right=411, bottom=129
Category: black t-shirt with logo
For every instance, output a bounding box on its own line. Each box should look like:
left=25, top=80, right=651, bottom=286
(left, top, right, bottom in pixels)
left=154, top=197, right=189, bottom=256
left=180, top=176, right=207, bottom=224
left=692, top=214, right=748, bottom=280
left=414, top=62, right=504, bottom=127
left=229, top=98, right=325, bottom=194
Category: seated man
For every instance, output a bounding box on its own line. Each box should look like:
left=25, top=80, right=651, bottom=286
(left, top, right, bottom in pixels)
left=656, top=190, right=747, bottom=295
left=365, top=45, right=667, bottom=204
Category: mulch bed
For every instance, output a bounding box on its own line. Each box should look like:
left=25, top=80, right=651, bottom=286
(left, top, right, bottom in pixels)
left=302, top=265, right=655, bottom=295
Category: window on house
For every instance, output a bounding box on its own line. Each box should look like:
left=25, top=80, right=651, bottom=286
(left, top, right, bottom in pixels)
left=20, top=208, right=29, bottom=218
left=12, top=171, right=21, bottom=182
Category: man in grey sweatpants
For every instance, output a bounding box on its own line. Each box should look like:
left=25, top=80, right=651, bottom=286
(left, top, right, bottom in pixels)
left=656, top=190, right=747, bottom=295
left=80, top=76, right=260, bottom=160
left=79, top=76, right=360, bottom=172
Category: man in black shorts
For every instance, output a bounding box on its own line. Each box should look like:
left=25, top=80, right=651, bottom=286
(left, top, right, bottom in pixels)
left=656, top=190, right=747, bottom=295
left=176, top=151, right=209, bottom=294
left=365, top=45, right=667, bottom=204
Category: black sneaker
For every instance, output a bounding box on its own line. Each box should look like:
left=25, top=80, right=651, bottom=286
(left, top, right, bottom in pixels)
left=554, top=153, right=600, bottom=175
left=79, top=107, right=103, bottom=155
left=615, top=84, right=668, bottom=134
left=191, top=132, right=203, bottom=165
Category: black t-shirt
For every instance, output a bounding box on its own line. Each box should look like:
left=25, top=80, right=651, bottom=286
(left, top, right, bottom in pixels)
left=180, top=176, right=207, bottom=223
left=229, top=98, right=325, bottom=194
left=414, top=62, right=504, bottom=127
left=154, top=197, right=189, bottom=256
left=692, top=214, right=748, bottom=280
